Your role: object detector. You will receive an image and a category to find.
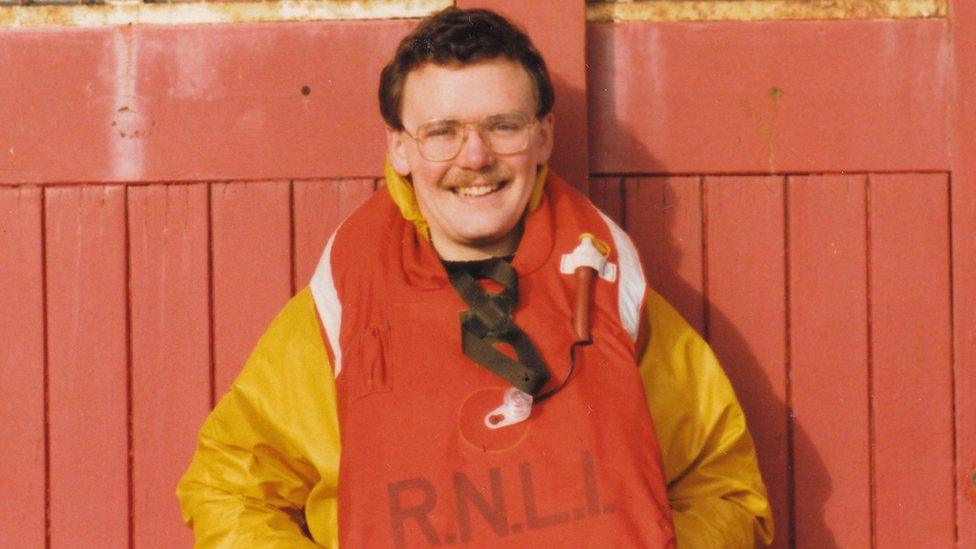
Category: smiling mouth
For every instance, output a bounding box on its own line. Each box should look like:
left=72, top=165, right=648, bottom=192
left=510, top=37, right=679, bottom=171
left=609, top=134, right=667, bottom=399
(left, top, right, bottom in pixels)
left=452, top=180, right=507, bottom=198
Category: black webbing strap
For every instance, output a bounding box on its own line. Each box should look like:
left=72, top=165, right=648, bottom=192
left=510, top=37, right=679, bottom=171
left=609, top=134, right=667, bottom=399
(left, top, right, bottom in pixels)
left=446, top=258, right=551, bottom=395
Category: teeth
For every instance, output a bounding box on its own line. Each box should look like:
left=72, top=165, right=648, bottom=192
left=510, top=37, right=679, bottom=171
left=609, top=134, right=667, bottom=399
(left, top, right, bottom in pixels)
left=454, top=184, right=500, bottom=197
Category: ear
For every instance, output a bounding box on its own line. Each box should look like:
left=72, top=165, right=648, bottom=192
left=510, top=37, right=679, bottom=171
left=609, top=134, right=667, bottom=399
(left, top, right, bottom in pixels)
left=536, top=113, right=555, bottom=164
left=386, top=126, right=412, bottom=176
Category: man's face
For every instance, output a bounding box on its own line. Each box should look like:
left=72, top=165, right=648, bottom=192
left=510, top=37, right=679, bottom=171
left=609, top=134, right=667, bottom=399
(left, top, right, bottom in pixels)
left=387, top=58, right=554, bottom=261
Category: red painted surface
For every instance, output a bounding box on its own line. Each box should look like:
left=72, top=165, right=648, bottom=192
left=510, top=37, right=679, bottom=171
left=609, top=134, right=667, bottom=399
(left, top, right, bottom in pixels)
left=950, top=0, right=976, bottom=544
left=588, top=177, right=623, bottom=227
left=625, top=177, right=705, bottom=335
left=0, top=21, right=411, bottom=185
left=44, top=185, right=129, bottom=547
left=704, top=176, right=790, bottom=548
left=211, top=181, right=292, bottom=398
left=869, top=174, right=954, bottom=547
left=128, top=184, right=211, bottom=548
left=587, top=19, right=949, bottom=175
left=788, top=175, right=870, bottom=547
left=0, top=187, right=46, bottom=548
left=293, top=178, right=375, bottom=289
left=0, top=18, right=952, bottom=182
left=0, top=28, right=117, bottom=185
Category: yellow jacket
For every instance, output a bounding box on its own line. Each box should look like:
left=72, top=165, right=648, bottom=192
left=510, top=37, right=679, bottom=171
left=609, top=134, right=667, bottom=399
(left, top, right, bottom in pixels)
left=177, top=287, right=773, bottom=547
left=178, top=167, right=774, bottom=547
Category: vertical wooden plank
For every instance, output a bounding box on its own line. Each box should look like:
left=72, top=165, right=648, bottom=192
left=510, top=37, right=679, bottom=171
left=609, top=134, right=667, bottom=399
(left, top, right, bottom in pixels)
left=293, top=179, right=374, bottom=289
left=704, top=176, right=789, bottom=548
left=458, top=0, right=588, bottom=192
left=625, top=176, right=705, bottom=334
left=128, top=184, right=210, bottom=548
left=788, top=175, right=870, bottom=547
left=45, top=185, right=129, bottom=547
left=869, top=173, right=954, bottom=547
left=211, top=181, right=291, bottom=398
left=0, top=187, right=46, bottom=548
left=950, top=0, right=976, bottom=542
left=588, top=176, right=623, bottom=226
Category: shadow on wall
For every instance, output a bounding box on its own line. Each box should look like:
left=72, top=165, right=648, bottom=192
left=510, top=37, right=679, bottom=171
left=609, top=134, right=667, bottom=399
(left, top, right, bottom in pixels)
left=555, top=66, right=839, bottom=547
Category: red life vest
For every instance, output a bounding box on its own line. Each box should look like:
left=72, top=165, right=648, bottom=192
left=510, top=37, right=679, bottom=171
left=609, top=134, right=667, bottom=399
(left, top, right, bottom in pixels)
left=312, top=172, right=675, bottom=547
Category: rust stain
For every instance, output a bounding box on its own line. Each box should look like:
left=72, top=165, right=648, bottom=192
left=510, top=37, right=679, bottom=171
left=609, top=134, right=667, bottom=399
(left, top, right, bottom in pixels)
left=586, top=0, right=948, bottom=23
left=966, top=469, right=976, bottom=506
left=741, top=86, right=784, bottom=173
left=764, top=86, right=784, bottom=173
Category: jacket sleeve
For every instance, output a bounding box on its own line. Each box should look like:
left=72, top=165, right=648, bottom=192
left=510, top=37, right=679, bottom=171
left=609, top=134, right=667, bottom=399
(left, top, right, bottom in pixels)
left=638, top=289, right=775, bottom=547
left=176, top=289, right=341, bottom=547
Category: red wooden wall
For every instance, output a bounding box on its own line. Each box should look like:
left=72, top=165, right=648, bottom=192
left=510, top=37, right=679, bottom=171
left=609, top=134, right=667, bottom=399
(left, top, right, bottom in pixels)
left=592, top=172, right=956, bottom=548
left=1, top=2, right=973, bottom=547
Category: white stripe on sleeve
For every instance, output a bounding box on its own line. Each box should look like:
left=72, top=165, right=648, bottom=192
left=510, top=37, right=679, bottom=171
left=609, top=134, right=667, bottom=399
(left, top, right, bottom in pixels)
left=310, top=232, right=344, bottom=378
left=598, top=211, right=647, bottom=342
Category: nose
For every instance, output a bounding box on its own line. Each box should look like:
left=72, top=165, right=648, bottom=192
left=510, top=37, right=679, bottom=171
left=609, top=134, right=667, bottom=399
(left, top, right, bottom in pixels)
left=454, top=125, right=494, bottom=170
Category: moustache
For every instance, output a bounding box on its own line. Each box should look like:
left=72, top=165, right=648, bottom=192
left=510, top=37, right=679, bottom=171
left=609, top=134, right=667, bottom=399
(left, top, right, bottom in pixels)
left=441, top=166, right=514, bottom=188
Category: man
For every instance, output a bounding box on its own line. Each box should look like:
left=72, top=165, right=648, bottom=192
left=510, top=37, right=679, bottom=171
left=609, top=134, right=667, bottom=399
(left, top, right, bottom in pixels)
left=178, top=7, right=773, bottom=547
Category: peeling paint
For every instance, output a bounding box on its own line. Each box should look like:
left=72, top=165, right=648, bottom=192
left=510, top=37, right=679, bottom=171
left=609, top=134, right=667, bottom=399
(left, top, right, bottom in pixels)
left=764, top=86, right=783, bottom=173
left=0, top=0, right=451, bottom=28
left=739, top=87, right=784, bottom=173
left=586, top=1, right=948, bottom=23
left=0, top=0, right=947, bottom=28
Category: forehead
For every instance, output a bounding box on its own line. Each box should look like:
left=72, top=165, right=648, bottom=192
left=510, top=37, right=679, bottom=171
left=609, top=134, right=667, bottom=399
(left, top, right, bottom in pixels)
left=400, top=58, right=537, bottom=126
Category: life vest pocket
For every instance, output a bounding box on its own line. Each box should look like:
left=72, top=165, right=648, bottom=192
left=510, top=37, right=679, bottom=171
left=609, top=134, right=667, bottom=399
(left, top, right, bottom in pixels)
left=350, top=321, right=393, bottom=398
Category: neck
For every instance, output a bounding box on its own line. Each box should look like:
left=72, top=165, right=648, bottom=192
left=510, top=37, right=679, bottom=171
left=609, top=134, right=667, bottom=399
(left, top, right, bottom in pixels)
left=431, top=224, right=523, bottom=261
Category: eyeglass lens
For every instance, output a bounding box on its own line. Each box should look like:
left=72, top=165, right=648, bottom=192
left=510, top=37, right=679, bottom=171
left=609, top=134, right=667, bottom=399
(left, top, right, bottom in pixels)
left=415, top=113, right=532, bottom=161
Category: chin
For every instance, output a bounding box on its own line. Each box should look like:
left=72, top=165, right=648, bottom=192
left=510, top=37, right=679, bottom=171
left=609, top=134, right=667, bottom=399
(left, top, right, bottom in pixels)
left=460, top=218, right=514, bottom=238
left=458, top=225, right=520, bottom=251
left=457, top=231, right=508, bottom=247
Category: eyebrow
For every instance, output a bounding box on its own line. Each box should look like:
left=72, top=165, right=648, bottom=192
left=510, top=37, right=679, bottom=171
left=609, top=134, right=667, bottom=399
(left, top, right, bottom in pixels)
left=419, top=112, right=530, bottom=124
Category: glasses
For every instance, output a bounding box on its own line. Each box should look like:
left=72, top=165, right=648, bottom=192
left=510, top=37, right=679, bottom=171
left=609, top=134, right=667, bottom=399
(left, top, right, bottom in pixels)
left=402, top=112, right=537, bottom=162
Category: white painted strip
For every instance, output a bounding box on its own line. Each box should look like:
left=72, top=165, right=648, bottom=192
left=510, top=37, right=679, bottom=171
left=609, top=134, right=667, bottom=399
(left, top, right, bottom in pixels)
left=597, top=210, right=646, bottom=342
left=1, top=0, right=944, bottom=28
left=310, top=231, right=344, bottom=378
left=586, top=0, right=947, bottom=23
left=0, top=0, right=451, bottom=29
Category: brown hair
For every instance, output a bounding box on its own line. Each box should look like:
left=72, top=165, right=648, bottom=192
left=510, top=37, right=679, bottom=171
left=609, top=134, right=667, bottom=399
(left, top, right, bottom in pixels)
left=378, top=7, right=555, bottom=131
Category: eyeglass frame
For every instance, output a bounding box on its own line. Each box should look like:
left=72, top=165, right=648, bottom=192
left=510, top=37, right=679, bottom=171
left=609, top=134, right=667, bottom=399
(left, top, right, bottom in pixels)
left=399, top=112, right=540, bottom=162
